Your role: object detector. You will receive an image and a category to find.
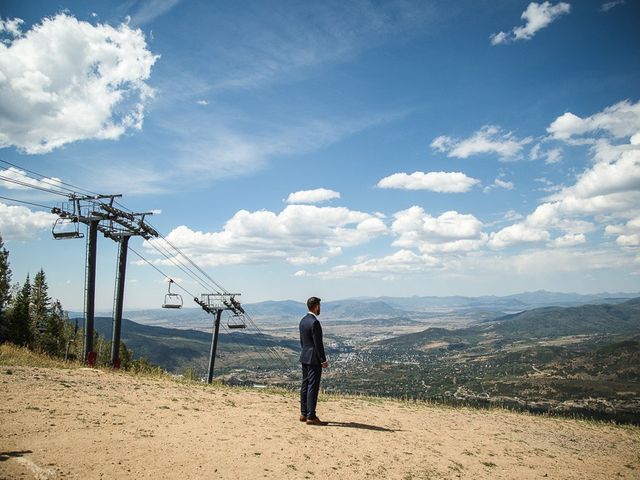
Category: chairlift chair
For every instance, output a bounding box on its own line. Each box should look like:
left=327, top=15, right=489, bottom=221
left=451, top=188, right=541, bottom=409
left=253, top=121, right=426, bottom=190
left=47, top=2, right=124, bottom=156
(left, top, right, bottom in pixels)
left=227, top=313, right=246, bottom=329
left=52, top=217, right=84, bottom=240
left=162, top=279, right=183, bottom=309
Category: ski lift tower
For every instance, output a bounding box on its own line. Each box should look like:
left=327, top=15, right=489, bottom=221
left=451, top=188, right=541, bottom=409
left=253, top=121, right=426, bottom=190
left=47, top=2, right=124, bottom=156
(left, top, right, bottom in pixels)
left=195, top=293, right=245, bottom=384
left=51, top=195, right=158, bottom=367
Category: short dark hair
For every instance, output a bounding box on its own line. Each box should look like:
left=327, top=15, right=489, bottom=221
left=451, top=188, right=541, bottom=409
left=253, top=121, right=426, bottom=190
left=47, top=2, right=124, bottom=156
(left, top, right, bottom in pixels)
left=307, top=296, right=321, bottom=311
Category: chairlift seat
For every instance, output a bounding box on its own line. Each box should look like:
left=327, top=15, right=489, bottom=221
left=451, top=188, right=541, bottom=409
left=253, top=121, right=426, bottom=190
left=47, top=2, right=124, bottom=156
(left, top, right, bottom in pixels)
left=227, top=314, right=246, bottom=329
left=162, top=302, right=182, bottom=309
left=162, top=293, right=183, bottom=309
left=52, top=217, right=84, bottom=240
left=227, top=323, right=246, bottom=329
left=53, top=231, right=84, bottom=240
left=161, top=279, right=183, bottom=309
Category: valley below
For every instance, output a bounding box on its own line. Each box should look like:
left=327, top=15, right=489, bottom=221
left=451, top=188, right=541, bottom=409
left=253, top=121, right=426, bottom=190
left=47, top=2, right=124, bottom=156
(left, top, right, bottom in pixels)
left=87, top=292, right=640, bottom=423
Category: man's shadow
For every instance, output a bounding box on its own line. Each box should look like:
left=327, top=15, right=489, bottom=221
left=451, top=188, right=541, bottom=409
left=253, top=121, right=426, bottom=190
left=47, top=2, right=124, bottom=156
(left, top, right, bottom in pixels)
left=0, top=451, right=33, bottom=461
left=324, top=421, right=400, bottom=432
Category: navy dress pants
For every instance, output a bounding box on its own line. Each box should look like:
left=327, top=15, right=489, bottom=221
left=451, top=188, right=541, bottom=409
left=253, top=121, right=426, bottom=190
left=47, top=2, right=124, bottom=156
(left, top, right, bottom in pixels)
left=300, top=363, right=322, bottom=418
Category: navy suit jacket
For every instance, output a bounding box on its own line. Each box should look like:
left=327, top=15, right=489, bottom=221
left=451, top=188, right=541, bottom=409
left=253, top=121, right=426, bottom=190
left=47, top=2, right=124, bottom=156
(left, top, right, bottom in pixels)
left=299, top=313, right=327, bottom=365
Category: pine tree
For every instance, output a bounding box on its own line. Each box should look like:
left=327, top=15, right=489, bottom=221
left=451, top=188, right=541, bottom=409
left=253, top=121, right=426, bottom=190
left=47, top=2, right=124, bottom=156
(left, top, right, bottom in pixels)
left=0, top=233, right=12, bottom=342
left=10, top=275, right=32, bottom=346
left=30, top=269, right=51, bottom=349
left=39, top=300, right=67, bottom=356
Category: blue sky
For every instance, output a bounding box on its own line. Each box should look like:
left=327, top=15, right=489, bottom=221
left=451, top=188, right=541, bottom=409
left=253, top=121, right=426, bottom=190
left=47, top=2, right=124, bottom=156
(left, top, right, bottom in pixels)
left=0, top=0, right=639, bottom=310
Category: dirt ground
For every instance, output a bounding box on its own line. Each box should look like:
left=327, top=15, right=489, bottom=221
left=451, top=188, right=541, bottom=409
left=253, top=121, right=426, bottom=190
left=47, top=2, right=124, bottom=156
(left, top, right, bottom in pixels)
left=1, top=366, right=638, bottom=479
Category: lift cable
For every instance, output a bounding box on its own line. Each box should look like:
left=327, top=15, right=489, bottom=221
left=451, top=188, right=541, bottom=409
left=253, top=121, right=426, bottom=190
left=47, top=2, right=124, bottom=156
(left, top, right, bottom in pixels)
left=128, top=247, right=278, bottom=368
left=144, top=237, right=224, bottom=295
left=149, top=229, right=230, bottom=294
left=0, top=174, right=72, bottom=197
left=129, top=247, right=197, bottom=298
left=130, top=230, right=289, bottom=367
left=242, top=311, right=291, bottom=366
left=0, top=194, right=55, bottom=210
left=0, top=158, right=101, bottom=197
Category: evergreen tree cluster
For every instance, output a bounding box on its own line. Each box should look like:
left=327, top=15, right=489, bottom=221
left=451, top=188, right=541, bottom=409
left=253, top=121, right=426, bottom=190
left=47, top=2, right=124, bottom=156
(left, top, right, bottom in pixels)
left=0, top=233, right=134, bottom=368
left=0, top=234, right=73, bottom=357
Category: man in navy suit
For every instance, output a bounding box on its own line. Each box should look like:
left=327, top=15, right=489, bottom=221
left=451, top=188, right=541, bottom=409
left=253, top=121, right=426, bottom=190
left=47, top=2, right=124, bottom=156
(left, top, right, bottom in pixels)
left=299, top=296, right=328, bottom=425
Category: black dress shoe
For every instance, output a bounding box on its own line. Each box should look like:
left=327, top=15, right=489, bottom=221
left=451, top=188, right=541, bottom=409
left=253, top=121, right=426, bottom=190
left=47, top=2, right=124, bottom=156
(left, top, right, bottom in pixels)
left=306, top=417, right=327, bottom=426
left=299, top=415, right=308, bottom=422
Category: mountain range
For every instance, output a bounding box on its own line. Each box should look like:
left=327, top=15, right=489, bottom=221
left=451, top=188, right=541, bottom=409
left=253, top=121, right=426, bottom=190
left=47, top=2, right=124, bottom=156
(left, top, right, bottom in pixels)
left=95, top=290, right=639, bottom=328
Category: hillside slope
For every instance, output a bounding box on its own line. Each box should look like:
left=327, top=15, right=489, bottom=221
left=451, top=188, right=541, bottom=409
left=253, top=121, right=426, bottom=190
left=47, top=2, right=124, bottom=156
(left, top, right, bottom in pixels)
left=84, top=317, right=298, bottom=372
left=1, top=364, right=638, bottom=479
left=340, top=299, right=640, bottom=417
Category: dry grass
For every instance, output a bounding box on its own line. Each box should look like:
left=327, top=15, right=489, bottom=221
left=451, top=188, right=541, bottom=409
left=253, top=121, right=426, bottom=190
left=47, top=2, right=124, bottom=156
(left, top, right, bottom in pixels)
left=0, top=343, right=82, bottom=369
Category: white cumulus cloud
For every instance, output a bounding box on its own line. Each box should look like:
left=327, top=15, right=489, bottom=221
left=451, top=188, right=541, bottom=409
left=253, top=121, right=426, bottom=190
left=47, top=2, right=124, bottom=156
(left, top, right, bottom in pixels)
left=318, top=249, right=440, bottom=279
left=551, top=233, right=586, bottom=247
left=142, top=204, right=387, bottom=267
left=391, top=206, right=487, bottom=253
left=0, top=202, right=56, bottom=240
left=0, top=14, right=158, bottom=154
left=606, top=216, right=640, bottom=247
left=484, top=177, right=514, bottom=193
left=547, top=99, right=640, bottom=141
left=0, top=167, right=62, bottom=192
left=531, top=144, right=563, bottom=164
left=431, top=125, right=532, bottom=161
left=0, top=17, right=23, bottom=37
left=490, top=102, right=640, bottom=251
left=490, top=2, right=571, bottom=45
left=377, top=171, right=479, bottom=193
left=286, top=255, right=328, bottom=265
left=544, top=147, right=563, bottom=164
left=489, top=223, right=551, bottom=249
left=286, top=188, right=340, bottom=204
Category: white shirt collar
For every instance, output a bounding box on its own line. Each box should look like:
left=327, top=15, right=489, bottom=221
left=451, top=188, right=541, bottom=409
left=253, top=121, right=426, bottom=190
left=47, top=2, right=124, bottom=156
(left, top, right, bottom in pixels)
left=307, top=311, right=317, bottom=318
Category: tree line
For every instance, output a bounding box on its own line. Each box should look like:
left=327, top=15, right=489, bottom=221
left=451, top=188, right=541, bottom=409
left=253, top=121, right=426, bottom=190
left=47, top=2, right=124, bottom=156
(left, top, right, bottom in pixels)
left=0, top=233, right=137, bottom=369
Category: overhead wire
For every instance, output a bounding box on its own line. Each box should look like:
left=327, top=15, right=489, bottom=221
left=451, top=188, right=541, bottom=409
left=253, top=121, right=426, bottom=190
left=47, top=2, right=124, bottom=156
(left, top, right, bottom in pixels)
left=0, top=174, right=72, bottom=197
left=134, top=236, right=287, bottom=366
left=138, top=235, right=290, bottom=368
left=133, top=233, right=290, bottom=367
left=157, top=231, right=230, bottom=294
left=129, top=246, right=278, bottom=369
left=146, top=236, right=224, bottom=295
left=1, top=159, right=291, bottom=370
left=0, top=158, right=101, bottom=197
left=0, top=194, right=55, bottom=210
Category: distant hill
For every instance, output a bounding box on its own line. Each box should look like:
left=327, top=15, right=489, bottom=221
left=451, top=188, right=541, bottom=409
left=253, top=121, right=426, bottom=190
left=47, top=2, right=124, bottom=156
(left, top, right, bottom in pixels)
left=378, top=297, right=640, bottom=348
left=245, top=299, right=305, bottom=317
left=73, top=316, right=298, bottom=373
left=363, top=290, right=639, bottom=311
left=321, top=300, right=404, bottom=319
left=489, top=297, right=640, bottom=338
